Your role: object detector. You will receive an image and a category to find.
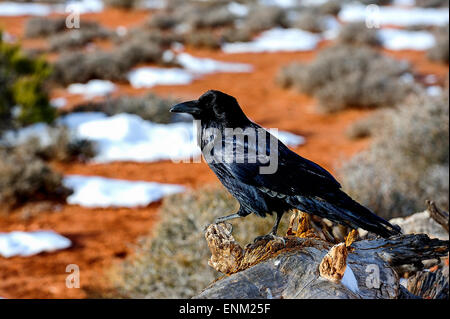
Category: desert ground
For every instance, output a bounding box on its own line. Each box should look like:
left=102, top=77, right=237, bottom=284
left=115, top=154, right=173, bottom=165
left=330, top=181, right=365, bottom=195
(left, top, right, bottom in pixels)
left=0, top=0, right=448, bottom=298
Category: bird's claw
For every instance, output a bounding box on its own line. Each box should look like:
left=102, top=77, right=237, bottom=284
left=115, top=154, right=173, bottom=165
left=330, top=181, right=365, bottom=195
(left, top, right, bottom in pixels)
left=253, top=234, right=286, bottom=246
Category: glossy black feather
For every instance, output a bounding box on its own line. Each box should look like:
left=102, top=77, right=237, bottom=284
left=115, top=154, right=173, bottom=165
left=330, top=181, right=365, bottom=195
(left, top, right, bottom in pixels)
left=172, top=90, right=401, bottom=238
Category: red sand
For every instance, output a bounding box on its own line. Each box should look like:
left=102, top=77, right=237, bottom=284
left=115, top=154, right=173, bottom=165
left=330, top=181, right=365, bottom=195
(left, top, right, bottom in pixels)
left=0, top=9, right=447, bottom=299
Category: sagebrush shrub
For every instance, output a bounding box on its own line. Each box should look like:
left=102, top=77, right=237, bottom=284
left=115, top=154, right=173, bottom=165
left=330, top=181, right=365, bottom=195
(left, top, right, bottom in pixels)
left=108, top=186, right=290, bottom=298
left=277, top=45, right=413, bottom=112
left=337, top=22, right=381, bottom=47
left=70, top=93, right=178, bottom=124
left=340, top=93, right=449, bottom=219
left=427, top=25, right=449, bottom=64
left=0, top=148, right=72, bottom=210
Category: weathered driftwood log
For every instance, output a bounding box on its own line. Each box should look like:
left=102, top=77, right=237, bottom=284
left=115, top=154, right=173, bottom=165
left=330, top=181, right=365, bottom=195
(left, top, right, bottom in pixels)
left=195, top=218, right=448, bottom=299
left=405, top=263, right=449, bottom=299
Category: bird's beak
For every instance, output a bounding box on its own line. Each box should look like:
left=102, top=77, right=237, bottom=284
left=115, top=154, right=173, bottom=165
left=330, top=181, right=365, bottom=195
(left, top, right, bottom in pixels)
left=170, top=100, right=201, bottom=115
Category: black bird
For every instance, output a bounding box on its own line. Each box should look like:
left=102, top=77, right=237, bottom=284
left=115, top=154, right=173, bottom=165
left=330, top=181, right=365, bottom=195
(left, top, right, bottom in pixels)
left=170, top=90, right=401, bottom=238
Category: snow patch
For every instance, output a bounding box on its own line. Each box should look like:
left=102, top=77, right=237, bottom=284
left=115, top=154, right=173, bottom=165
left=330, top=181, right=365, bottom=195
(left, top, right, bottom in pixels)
left=341, top=264, right=359, bottom=293
left=4, top=111, right=306, bottom=164
left=339, top=4, right=449, bottom=27
left=427, top=86, right=443, bottom=97
left=64, top=0, right=104, bottom=14
left=0, top=1, right=52, bottom=16
left=2, top=123, right=59, bottom=148
left=61, top=112, right=201, bottom=162
left=259, top=0, right=299, bottom=8
left=0, top=0, right=103, bottom=17
left=0, top=231, right=71, bottom=258
left=127, top=67, right=194, bottom=88
left=222, top=28, right=321, bottom=53
left=50, top=97, right=67, bottom=109
left=392, top=0, right=415, bottom=5
left=176, top=53, right=253, bottom=74
left=67, top=80, right=116, bottom=98
left=227, top=2, right=249, bottom=17
left=378, top=29, right=436, bottom=51
left=140, top=0, right=167, bottom=9
left=128, top=54, right=252, bottom=88
left=64, top=175, right=185, bottom=208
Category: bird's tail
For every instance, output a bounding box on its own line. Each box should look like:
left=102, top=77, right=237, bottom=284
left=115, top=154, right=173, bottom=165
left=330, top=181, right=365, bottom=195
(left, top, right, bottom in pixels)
left=289, top=191, right=401, bottom=238
left=332, top=191, right=402, bottom=238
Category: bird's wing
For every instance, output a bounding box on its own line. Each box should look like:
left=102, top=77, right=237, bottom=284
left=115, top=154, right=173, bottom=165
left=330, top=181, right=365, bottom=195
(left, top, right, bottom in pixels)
left=216, top=126, right=341, bottom=197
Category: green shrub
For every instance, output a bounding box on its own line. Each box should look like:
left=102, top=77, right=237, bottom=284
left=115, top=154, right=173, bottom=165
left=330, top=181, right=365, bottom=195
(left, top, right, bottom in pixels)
left=0, top=31, right=55, bottom=131
left=340, top=93, right=449, bottom=219
left=109, top=186, right=290, bottom=298
left=276, top=45, right=413, bottom=112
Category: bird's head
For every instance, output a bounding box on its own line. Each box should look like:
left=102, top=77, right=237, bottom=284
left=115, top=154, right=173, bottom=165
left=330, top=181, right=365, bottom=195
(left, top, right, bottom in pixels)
left=170, top=90, right=249, bottom=126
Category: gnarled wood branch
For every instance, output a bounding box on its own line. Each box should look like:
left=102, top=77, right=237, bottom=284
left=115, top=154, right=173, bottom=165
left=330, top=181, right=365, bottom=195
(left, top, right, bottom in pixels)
left=197, top=214, right=448, bottom=299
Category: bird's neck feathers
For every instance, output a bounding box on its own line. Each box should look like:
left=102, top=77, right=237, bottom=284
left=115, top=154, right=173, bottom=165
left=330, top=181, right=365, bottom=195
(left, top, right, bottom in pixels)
left=200, top=110, right=251, bottom=130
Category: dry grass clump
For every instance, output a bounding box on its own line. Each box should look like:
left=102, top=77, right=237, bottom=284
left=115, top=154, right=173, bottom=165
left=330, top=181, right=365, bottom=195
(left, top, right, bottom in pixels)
left=104, top=0, right=139, bottom=9
left=70, top=93, right=179, bottom=124
left=49, top=26, right=112, bottom=52
left=221, top=26, right=253, bottom=43
left=340, top=93, right=449, bottom=219
left=242, top=5, right=286, bottom=33
left=427, top=25, right=449, bottom=64
left=24, top=17, right=67, bottom=38
left=184, top=31, right=222, bottom=50
left=290, top=9, right=329, bottom=33
left=31, top=127, right=95, bottom=163
left=345, top=110, right=388, bottom=140
left=51, top=51, right=124, bottom=85
left=108, top=186, right=290, bottom=298
left=119, top=28, right=181, bottom=48
left=337, top=22, right=381, bottom=47
left=147, top=12, right=178, bottom=30
left=181, top=4, right=236, bottom=30
left=51, top=39, right=165, bottom=85
left=316, top=0, right=341, bottom=15
left=0, top=148, right=72, bottom=210
left=285, top=4, right=341, bottom=34
left=276, top=45, right=412, bottom=112
left=1, top=125, right=96, bottom=163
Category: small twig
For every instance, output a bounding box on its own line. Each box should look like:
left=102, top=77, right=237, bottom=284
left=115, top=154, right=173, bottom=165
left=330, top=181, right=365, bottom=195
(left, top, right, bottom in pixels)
left=426, top=200, right=449, bottom=234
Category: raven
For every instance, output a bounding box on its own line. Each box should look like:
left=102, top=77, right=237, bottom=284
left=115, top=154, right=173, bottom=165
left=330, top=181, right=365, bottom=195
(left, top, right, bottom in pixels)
left=170, top=90, right=401, bottom=238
